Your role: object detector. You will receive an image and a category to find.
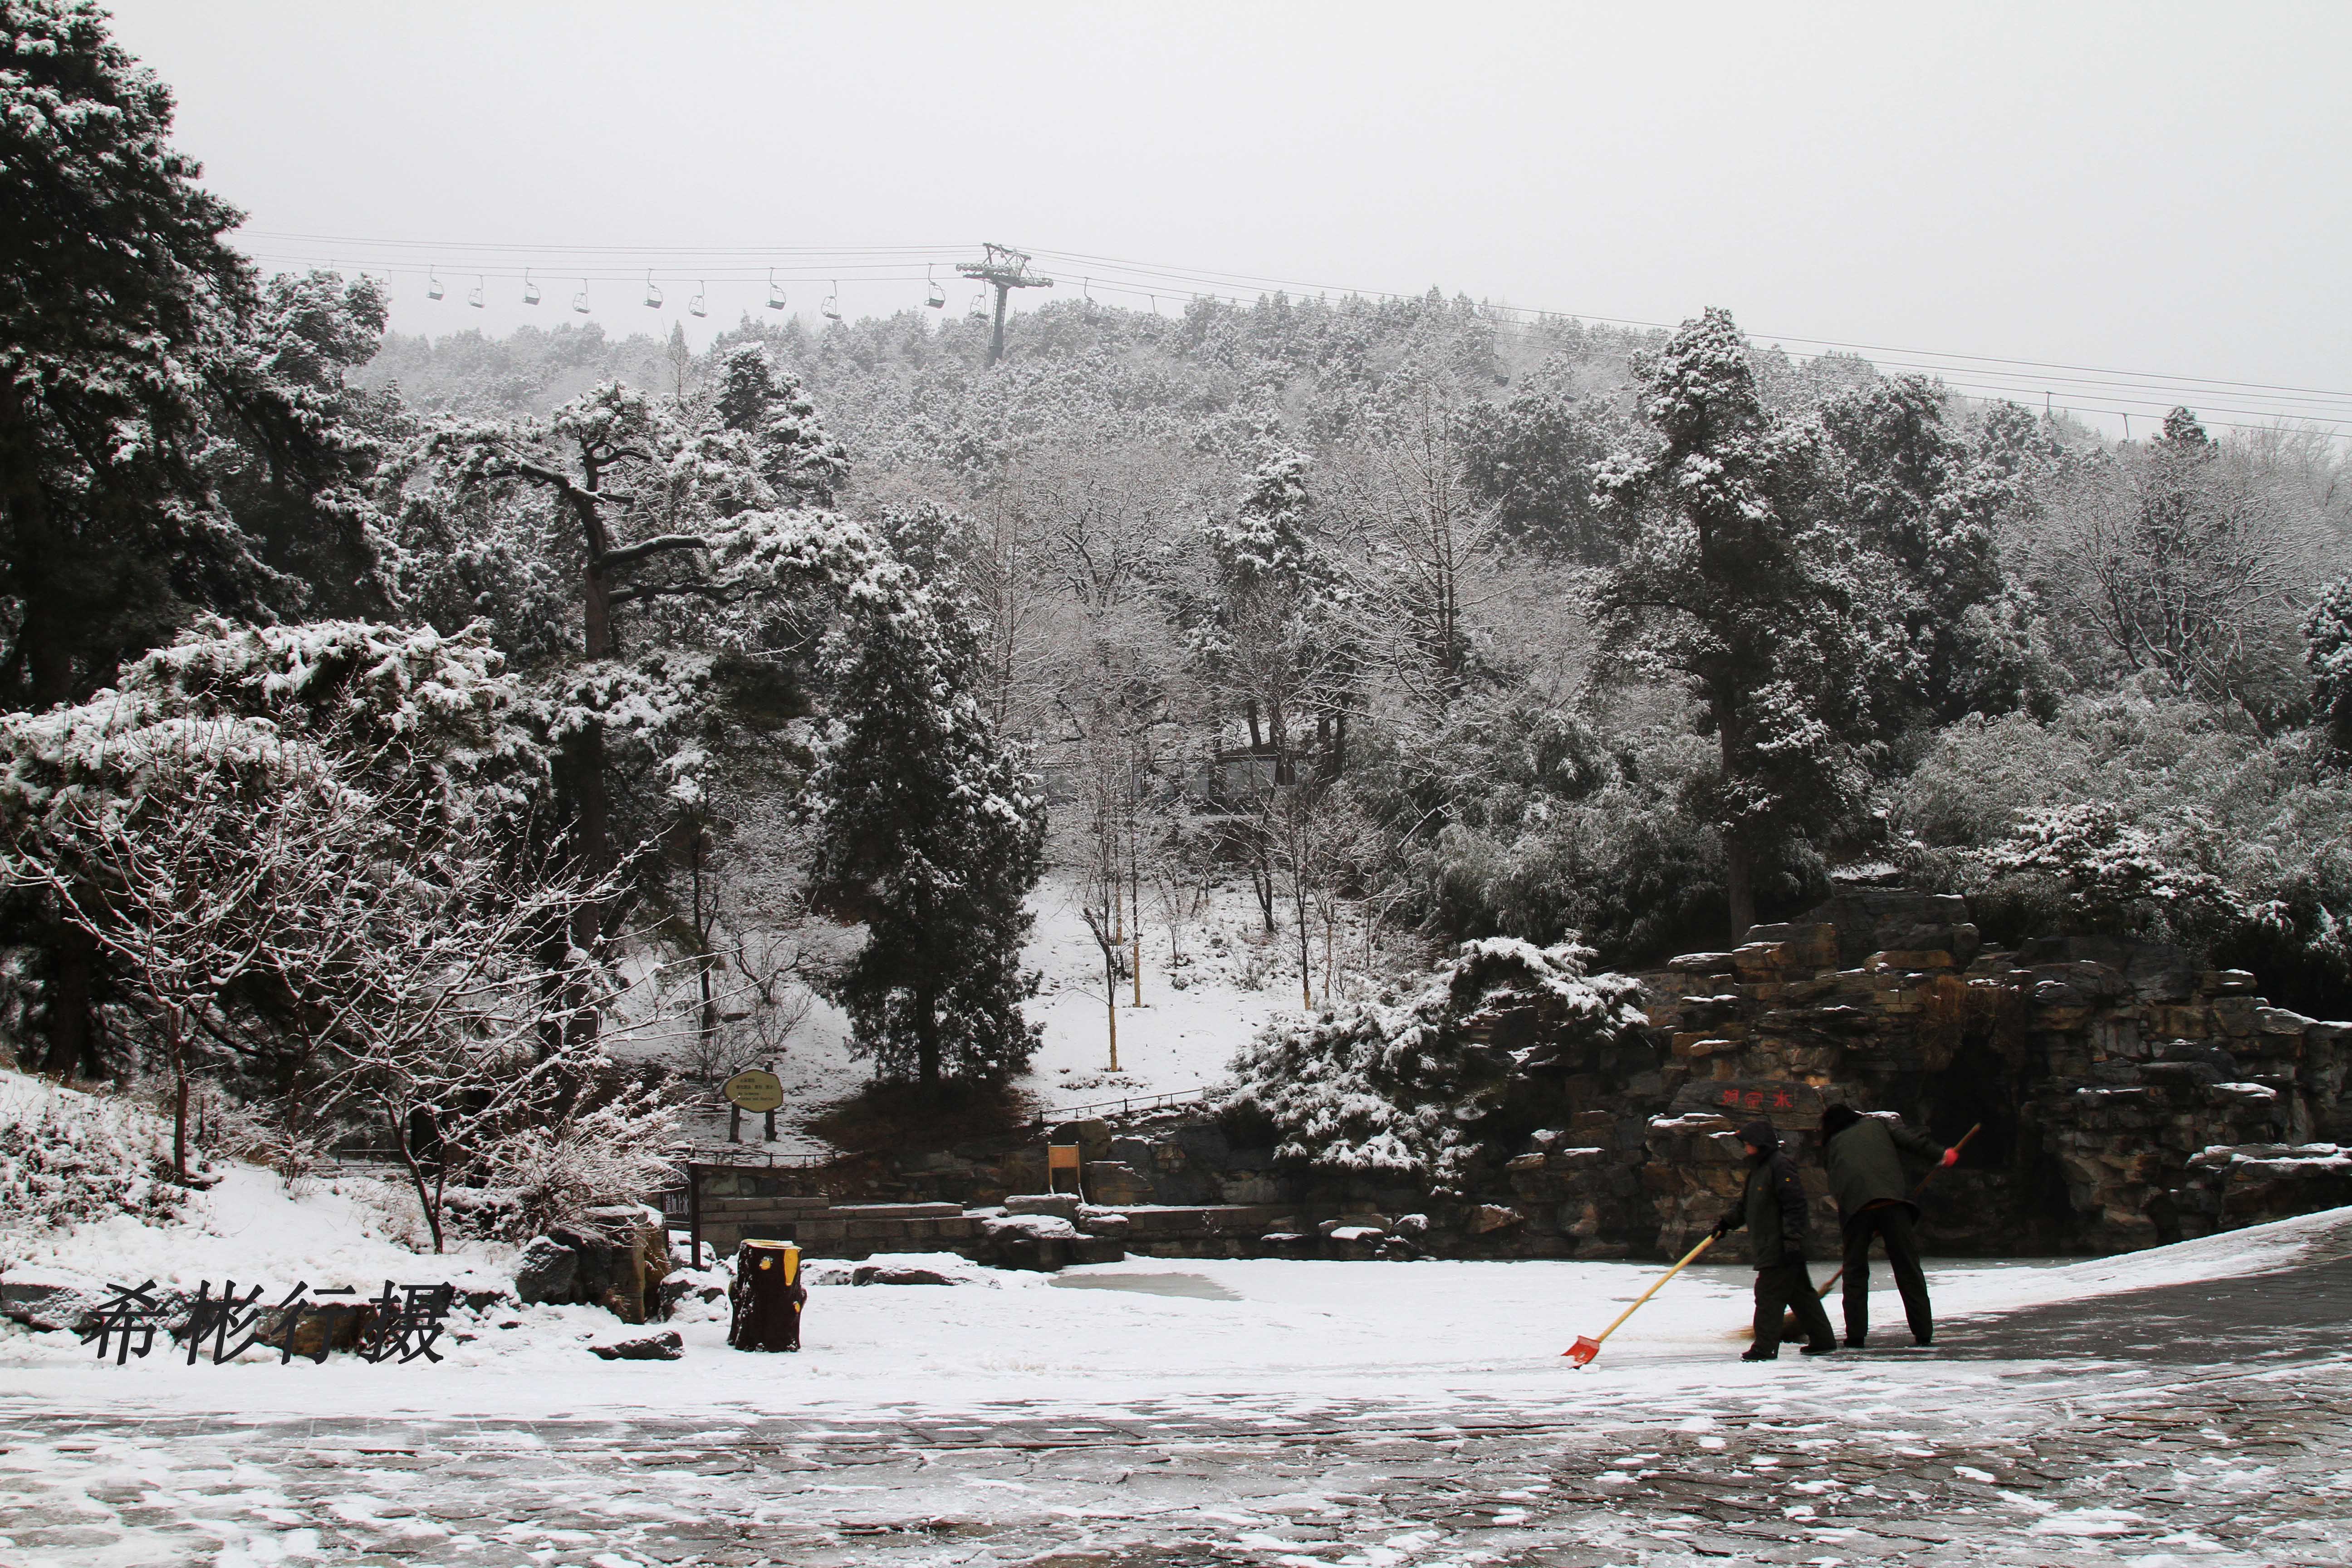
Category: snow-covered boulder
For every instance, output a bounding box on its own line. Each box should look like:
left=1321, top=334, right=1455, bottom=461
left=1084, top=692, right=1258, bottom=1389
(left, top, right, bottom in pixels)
left=984, top=1213, right=1079, bottom=1242
left=852, top=1264, right=957, bottom=1285
left=978, top=1212, right=1122, bottom=1270
left=0, top=1264, right=115, bottom=1334
left=513, top=1236, right=580, bottom=1305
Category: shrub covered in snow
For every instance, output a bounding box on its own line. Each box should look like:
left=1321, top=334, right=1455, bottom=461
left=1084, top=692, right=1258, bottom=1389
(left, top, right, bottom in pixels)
left=476, top=1083, right=682, bottom=1240
left=1224, top=938, right=1646, bottom=1190
left=0, top=1071, right=191, bottom=1242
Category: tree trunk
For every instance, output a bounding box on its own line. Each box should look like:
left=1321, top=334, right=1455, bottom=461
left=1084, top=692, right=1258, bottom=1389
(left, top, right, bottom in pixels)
left=170, top=1027, right=190, bottom=1185
left=41, top=921, right=100, bottom=1078
left=0, top=382, right=82, bottom=708
left=20, top=593, right=75, bottom=708
left=565, top=725, right=612, bottom=879
left=1102, top=953, right=1120, bottom=1072
left=1720, top=715, right=1755, bottom=943
left=391, top=1107, right=447, bottom=1254
left=1724, top=833, right=1755, bottom=947
left=1250, top=833, right=1276, bottom=934
left=692, top=836, right=718, bottom=1063
left=1294, top=877, right=1313, bottom=1011
left=915, top=986, right=941, bottom=1086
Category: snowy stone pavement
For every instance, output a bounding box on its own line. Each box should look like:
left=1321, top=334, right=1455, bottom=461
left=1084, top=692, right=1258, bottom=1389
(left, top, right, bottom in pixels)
left=8, top=1265, right=2352, bottom=1568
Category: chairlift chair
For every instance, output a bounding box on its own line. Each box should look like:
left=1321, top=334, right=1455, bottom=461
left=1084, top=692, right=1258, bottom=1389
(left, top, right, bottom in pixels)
left=820, top=281, right=842, bottom=321
left=523, top=269, right=541, bottom=306
left=427, top=268, right=445, bottom=302
left=467, top=276, right=485, bottom=309
left=766, top=269, right=786, bottom=310
left=926, top=267, right=945, bottom=309
left=644, top=271, right=664, bottom=309
left=966, top=291, right=989, bottom=320
left=688, top=282, right=707, bottom=318
left=572, top=281, right=591, bottom=314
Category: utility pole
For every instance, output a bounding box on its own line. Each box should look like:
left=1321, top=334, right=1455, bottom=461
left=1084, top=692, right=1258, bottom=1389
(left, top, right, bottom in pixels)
left=958, top=242, right=1053, bottom=365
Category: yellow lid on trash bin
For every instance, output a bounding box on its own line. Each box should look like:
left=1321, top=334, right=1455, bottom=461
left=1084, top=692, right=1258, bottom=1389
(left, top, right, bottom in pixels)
left=742, top=1238, right=799, bottom=1286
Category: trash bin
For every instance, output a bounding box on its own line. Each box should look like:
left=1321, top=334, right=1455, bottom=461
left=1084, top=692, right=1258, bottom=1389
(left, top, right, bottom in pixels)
left=727, top=1240, right=804, bottom=1352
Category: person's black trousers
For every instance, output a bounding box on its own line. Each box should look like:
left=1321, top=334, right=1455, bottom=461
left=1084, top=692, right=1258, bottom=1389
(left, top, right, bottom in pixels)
left=1752, top=1260, right=1835, bottom=1354
left=1842, top=1205, right=1932, bottom=1344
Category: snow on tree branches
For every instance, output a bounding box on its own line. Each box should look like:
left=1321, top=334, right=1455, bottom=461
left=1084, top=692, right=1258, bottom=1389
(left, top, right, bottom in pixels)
left=0, top=1069, right=189, bottom=1236
left=1225, top=937, right=1645, bottom=1189
left=1593, top=308, right=1877, bottom=939
left=2, top=5, right=396, bottom=705
left=808, top=519, right=1047, bottom=1084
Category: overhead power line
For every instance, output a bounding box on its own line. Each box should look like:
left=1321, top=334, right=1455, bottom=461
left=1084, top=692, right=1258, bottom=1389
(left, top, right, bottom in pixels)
left=233, top=229, right=2349, bottom=438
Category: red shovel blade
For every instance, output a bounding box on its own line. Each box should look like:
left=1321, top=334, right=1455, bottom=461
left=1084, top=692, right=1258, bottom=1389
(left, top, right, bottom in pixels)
left=1564, top=1335, right=1602, bottom=1367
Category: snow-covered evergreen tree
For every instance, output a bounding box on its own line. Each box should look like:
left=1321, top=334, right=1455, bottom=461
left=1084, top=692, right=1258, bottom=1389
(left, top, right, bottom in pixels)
left=808, top=545, right=1045, bottom=1085
left=1592, top=308, right=1875, bottom=939
left=1817, top=375, right=2042, bottom=726
left=1225, top=937, right=1645, bottom=1189
left=2307, top=577, right=2352, bottom=755
left=1178, top=446, right=1356, bottom=772
left=0, top=6, right=390, bottom=706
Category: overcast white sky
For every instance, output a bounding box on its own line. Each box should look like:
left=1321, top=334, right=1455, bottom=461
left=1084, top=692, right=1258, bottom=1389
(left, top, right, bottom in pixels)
left=103, top=1, right=2350, bottom=432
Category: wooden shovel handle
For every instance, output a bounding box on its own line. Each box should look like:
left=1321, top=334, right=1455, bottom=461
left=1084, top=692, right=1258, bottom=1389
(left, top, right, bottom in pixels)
left=1587, top=1231, right=1718, bottom=1349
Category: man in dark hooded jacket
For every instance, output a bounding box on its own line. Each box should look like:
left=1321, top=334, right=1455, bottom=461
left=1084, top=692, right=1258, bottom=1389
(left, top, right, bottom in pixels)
left=1710, top=1120, right=1836, bottom=1360
left=1819, top=1104, right=1954, bottom=1348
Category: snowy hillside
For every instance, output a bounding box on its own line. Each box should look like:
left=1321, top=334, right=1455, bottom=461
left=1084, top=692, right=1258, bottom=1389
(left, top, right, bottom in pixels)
left=652, top=872, right=1366, bottom=1152
left=0, top=1069, right=513, bottom=1300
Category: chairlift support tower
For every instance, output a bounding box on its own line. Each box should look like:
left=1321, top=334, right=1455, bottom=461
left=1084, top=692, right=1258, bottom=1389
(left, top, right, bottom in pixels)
left=956, top=242, right=1053, bottom=364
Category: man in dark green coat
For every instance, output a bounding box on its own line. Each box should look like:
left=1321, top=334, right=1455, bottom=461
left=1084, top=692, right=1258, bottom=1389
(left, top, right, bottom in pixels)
left=1711, top=1120, right=1836, bottom=1360
left=1819, top=1104, right=1955, bottom=1348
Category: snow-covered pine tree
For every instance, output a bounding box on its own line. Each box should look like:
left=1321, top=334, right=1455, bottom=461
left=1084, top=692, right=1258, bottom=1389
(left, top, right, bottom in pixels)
left=2307, top=577, right=2352, bottom=755
left=1592, top=308, right=1873, bottom=941
left=393, top=357, right=862, bottom=1033
left=0, top=619, right=564, bottom=1121
left=1181, top=447, right=1355, bottom=770
left=0, top=6, right=390, bottom=707
left=808, top=540, right=1045, bottom=1086
left=715, top=344, right=851, bottom=508
left=1174, top=448, right=1358, bottom=931
left=1817, top=375, right=2040, bottom=727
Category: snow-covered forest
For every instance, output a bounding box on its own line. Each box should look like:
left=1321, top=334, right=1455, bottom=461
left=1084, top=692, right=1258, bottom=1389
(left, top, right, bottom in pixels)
left=12, top=6, right=2352, bottom=1565
left=5, top=0, right=2352, bottom=1247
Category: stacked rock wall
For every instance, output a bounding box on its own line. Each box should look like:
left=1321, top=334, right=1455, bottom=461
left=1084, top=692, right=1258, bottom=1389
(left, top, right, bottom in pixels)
left=702, top=890, right=2350, bottom=1264
left=1634, top=891, right=2349, bottom=1257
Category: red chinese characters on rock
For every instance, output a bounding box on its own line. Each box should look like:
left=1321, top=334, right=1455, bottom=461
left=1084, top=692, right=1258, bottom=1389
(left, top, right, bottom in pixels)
left=1716, top=1086, right=1799, bottom=1113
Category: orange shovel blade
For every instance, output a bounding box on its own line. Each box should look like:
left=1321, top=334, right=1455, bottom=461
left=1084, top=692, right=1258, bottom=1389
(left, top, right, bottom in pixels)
left=1564, top=1335, right=1602, bottom=1367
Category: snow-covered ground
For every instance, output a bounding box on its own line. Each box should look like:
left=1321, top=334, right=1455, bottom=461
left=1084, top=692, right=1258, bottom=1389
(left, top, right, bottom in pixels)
left=5, top=1233, right=2333, bottom=1423
left=10, top=1074, right=2352, bottom=1567
left=1021, top=873, right=1317, bottom=1111
left=10, top=1121, right=2348, bottom=1426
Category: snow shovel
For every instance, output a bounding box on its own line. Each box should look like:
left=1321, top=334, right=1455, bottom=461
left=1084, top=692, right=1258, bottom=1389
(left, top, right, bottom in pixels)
left=1774, top=1121, right=1981, bottom=1339
left=1566, top=1231, right=1718, bottom=1367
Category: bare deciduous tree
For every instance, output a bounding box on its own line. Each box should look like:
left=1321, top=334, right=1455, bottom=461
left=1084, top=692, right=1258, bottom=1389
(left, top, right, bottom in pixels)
left=2027, top=417, right=2329, bottom=721
left=1324, top=387, right=1504, bottom=718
